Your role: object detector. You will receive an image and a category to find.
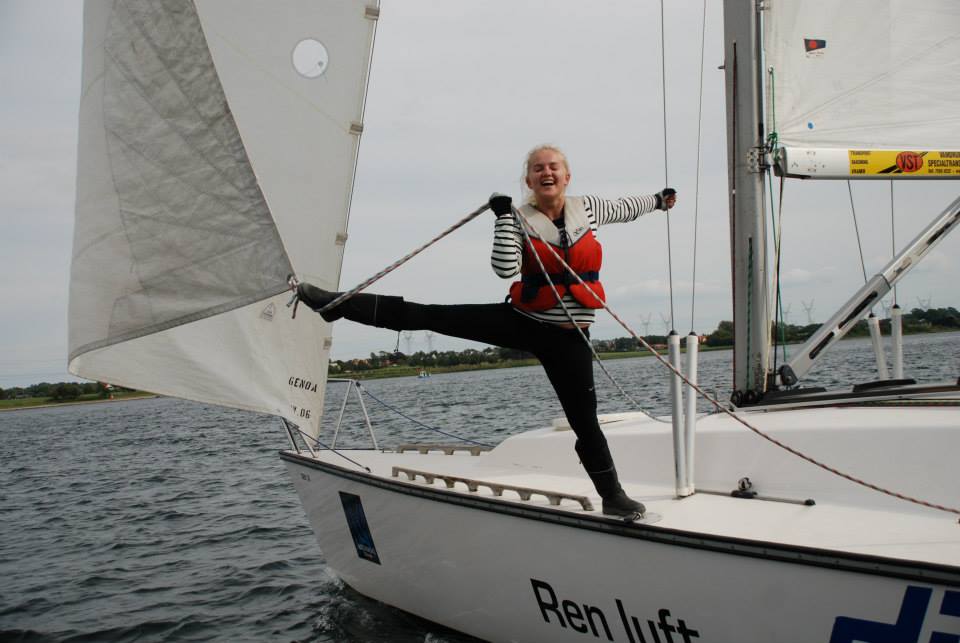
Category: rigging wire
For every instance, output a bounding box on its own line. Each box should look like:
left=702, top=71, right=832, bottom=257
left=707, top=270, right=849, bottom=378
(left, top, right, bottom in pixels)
left=765, top=68, right=787, bottom=365
left=890, top=181, right=898, bottom=305
left=768, top=174, right=788, bottom=367
left=846, top=181, right=869, bottom=284
left=659, top=0, right=676, bottom=332
left=776, top=178, right=787, bottom=357
left=689, top=0, right=707, bottom=333
left=358, top=384, right=493, bottom=448
left=285, top=419, right=372, bottom=472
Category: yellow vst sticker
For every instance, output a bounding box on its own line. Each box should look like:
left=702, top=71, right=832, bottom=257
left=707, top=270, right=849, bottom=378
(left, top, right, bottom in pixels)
left=848, top=150, right=960, bottom=176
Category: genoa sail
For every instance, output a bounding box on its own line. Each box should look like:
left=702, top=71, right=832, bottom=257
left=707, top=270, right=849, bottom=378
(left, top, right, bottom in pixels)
left=763, top=0, right=960, bottom=179
left=69, top=0, right=378, bottom=439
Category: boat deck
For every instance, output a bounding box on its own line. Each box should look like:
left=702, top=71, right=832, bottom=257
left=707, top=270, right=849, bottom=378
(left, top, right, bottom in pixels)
left=294, top=405, right=960, bottom=570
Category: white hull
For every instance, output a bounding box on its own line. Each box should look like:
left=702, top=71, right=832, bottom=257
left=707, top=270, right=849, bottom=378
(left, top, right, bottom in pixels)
left=283, top=406, right=960, bottom=642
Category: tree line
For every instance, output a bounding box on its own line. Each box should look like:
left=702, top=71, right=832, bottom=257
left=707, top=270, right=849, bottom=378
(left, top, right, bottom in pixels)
left=331, top=307, right=959, bottom=373
left=0, top=381, right=118, bottom=402
left=705, top=306, right=960, bottom=347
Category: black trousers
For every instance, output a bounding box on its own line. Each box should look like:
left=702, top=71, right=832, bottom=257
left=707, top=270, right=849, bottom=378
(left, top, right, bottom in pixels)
left=358, top=299, right=614, bottom=473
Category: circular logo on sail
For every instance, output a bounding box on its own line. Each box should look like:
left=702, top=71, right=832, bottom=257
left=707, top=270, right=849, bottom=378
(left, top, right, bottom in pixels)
left=895, top=151, right=924, bottom=173
left=292, top=39, right=329, bottom=78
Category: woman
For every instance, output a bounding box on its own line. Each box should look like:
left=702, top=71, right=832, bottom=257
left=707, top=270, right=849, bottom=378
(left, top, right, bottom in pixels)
left=297, top=145, right=676, bottom=519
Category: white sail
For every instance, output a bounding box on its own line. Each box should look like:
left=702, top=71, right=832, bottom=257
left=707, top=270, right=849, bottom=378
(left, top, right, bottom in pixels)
left=69, top=0, right=378, bottom=439
left=764, top=0, right=960, bottom=178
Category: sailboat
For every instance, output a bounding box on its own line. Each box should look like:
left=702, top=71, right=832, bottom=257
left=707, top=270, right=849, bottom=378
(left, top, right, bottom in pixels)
left=69, top=1, right=960, bottom=641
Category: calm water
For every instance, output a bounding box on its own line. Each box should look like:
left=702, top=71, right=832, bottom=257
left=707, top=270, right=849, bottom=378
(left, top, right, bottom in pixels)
left=2, top=332, right=957, bottom=641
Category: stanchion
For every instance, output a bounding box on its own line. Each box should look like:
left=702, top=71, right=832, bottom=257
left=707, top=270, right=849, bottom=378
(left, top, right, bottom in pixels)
left=891, top=305, right=904, bottom=379
left=668, top=331, right=688, bottom=497
left=682, top=332, right=699, bottom=496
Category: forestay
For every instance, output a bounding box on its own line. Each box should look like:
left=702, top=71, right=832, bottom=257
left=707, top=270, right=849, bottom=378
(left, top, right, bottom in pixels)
left=69, top=0, right=378, bottom=439
left=764, top=0, right=960, bottom=179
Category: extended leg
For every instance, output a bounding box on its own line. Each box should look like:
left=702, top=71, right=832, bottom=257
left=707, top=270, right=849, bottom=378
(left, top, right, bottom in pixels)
left=297, top=284, right=532, bottom=350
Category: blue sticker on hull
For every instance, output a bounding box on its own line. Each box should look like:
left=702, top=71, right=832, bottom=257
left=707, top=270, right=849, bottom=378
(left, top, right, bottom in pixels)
left=831, top=586, right=960, bottom=643
left=339, top=491, right=381, bottom=565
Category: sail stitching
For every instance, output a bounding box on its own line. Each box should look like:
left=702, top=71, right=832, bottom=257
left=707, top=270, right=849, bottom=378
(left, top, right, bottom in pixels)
left=104, top=9, right=267, bottom=202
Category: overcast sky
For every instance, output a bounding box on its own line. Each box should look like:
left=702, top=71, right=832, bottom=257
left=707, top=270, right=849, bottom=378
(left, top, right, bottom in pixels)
left=1, top=1, right=957, bottom=388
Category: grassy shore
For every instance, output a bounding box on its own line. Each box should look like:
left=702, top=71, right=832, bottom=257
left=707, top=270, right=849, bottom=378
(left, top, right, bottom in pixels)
left=335, top=344, right=732, bottom=381
left=0, top=390, right=156, bottom=412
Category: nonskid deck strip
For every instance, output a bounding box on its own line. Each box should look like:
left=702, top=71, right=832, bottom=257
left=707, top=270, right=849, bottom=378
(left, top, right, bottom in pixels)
left=280, top=450, right=960, bottom=588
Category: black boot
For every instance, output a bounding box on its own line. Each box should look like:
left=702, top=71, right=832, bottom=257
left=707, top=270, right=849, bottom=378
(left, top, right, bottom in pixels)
left=297, top=283, right=344, bottom=321
left=588, top=467, right=646, bottom=519
left=297, top=283, right=405, bottom=329
left=576, top=440, right=645, bottom=519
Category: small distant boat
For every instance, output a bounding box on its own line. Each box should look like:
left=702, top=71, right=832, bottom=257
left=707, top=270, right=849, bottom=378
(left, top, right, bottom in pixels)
left=417, top=370, right=430, bottom=379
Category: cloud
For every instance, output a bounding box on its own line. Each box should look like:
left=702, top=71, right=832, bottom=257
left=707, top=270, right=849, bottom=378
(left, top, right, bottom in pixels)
left=612, top=279, right=727, bottom=297
left=779, top=266, right=838, bottom=285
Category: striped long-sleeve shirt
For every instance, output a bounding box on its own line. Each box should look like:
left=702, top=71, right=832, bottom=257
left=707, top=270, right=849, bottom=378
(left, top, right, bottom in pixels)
left=491, top=194, right=660, bottom=326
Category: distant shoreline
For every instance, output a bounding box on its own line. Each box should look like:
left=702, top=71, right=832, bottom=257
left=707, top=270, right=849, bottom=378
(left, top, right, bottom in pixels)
left=335, top=328, right=960, bottom=381
left=0, top=392, right=158, bottom=413
left=3, top=329, right=956, bottom=404
left=338, top=345, right=733, bottom=380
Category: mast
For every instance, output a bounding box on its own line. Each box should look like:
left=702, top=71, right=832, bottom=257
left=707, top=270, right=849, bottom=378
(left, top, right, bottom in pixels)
left=723, top=0, right=770, bottom=402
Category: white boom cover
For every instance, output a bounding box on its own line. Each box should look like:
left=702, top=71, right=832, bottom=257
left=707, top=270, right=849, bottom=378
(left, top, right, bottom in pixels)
left=764, top=0, right=960, bottom=177
left=69, top=0, right=377, bottom=438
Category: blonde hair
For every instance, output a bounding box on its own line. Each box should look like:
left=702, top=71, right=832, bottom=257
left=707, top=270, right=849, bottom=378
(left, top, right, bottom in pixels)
left=521, top=144, right=570, bottom=204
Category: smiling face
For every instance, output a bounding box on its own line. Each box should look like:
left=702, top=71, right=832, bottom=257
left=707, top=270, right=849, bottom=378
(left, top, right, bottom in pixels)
left=525, top=147, right=571, bottom=205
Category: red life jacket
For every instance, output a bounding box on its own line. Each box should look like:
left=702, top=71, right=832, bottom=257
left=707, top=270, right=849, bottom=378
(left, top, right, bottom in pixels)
left=509, top=198, right=606, bottom=312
